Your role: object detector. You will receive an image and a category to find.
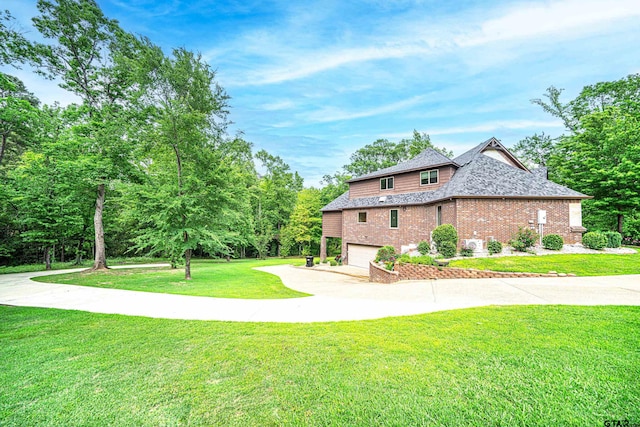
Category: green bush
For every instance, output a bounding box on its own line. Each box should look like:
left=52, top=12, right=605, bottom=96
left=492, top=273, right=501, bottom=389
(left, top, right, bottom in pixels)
left=417, top=240, right=431, bottom=255
left=487, top=240, right=503, bottom=255
left=511, top=226, right=538, bottom=252
left=438, top=241, right=457, bottom=258
left=375, top=245, right=397, bottom=263
left=583, top=232, right=607, bottom=250
left=432, top=224, right=458, bottom=247
left=329, top=260, right=337, bottom=266
left=603, top=231, right=622, bottom=248
left=459, top=246, right=474, bottom=257
left=542, top=234, right=564, bottom=250
left=397, top=254, right=436, bottom=266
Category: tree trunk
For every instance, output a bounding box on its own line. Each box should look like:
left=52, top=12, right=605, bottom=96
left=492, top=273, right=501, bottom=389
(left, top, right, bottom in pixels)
left=0, top=134, right=7, bottom=167
left=44, top=246, right=52, bottom=270
left=74, top=234, right=85, bottom=265
left=92, top=183, right=108, bottom=270
left=184, top=231, right=191, bottom=280
left=61, top=241, right=65, bottom=263
left=618, top=214, right=624, bottom=234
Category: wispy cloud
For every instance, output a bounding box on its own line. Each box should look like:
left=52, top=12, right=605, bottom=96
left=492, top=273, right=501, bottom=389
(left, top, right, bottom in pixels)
left=302, top=96, right=426, bottom=123
left=426, top=120, right=565, bottom=136
left=217, top=0, right=640, bottom=87
left=456, top=0, right=640, bottom=47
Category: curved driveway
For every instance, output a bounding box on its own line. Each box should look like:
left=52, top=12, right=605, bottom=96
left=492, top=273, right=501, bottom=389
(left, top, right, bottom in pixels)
left=1, top=265, right=639, bottom=322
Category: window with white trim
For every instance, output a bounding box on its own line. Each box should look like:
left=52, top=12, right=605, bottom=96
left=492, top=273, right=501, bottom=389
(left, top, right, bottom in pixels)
left=420, top=169, right=438, bottom=185
left=380, top=177, right=394, bottom=190
left=390, top=209, right=398, bottom=228
left=358, top=212, right=367, bottom=223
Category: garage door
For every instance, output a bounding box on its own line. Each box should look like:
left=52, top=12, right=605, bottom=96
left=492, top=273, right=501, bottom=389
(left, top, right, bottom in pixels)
left=347, top=244, right=381, bottom=269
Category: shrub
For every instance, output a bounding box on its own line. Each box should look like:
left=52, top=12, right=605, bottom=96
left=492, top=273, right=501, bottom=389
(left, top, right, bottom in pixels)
left=603, top=231, right=622, bottom=248
left=583, top=232, right=607, bottom=250
left=397, top=254, right=436, bottom=266
left=459, top=246, right=474, bottom=257
left=432, top=224, right=458, bottom=247
left=438, top=241, right=457, bottom=258
left=417, top=240, right=431, bottom=255
left=542, top=234, right=563, bottom=251
left=329, top=260, right=337, bottom=266
left=487, top=240, right=503, bottom=255
left=511, top=226, right=538, bottom=252
left=375, top=245, right=397, bottom=263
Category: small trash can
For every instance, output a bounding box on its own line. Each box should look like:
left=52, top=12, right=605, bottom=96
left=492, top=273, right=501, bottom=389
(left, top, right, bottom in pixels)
left=305, top=256, right=314, bottom=267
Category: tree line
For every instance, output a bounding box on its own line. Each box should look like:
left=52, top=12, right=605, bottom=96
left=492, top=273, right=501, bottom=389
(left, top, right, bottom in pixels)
left=0, top=1, right=308, bottom=278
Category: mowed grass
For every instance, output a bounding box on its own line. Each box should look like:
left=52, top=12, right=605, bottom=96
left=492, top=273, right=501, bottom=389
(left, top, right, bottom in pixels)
left=0, top=256, right=165, bottom=275
left=450, top=248, right=640, bottom=276
left=1, top=305, right=638, bottom=426
left=32, top=258, right=309, bottom=299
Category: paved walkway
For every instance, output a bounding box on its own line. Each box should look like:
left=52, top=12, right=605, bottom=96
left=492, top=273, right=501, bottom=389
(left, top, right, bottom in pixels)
left=0, top=264, right=639, bottom=322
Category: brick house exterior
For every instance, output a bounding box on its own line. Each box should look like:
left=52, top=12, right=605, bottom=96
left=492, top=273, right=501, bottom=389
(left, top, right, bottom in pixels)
left=320, top=137, right=590, bottom=267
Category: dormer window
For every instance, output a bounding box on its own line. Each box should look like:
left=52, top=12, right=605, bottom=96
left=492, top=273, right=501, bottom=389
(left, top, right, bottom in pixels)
left=420, top=169, right=438, bottom=185
left=380, top=177, right=394, bottom=190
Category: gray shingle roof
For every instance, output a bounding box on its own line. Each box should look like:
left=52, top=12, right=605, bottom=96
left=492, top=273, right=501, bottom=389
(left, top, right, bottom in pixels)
left=347, top=148, right=454, bottom=182
left=321, top=152, right=589, bottom=212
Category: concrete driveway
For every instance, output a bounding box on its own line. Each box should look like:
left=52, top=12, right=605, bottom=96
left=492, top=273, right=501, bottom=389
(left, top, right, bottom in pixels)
left=0, top=264, right=639, bottom=322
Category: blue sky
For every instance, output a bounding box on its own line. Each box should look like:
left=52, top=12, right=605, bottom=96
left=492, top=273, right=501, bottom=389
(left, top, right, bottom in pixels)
left=4, top=0, right=640, bottom=186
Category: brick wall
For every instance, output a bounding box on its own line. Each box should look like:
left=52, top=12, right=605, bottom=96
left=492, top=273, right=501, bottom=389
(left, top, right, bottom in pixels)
left=369, top=261, right=400, bottom=284
left=369, top=261, right=566, bottom=283
left=455, top=198, right=584, bottom=245
left=341, top=201, right=457, bottom=261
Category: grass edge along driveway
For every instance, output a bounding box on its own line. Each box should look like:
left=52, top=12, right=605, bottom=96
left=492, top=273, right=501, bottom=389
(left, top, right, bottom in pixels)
left=32, top=258, right=309, bottom=299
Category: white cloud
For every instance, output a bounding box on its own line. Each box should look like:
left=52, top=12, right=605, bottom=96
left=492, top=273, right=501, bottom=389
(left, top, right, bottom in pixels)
left=456, top=0, right=640, bottom=47
left=219, top=0, right=640, bottom=86
left=302, top=96, right=426, bottom=123
left=261, top=99, right=296, bottom=111
left=426, top=120, right=565, bottom=136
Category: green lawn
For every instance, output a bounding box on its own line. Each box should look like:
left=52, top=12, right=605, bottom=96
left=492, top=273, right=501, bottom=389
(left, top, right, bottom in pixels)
left=0, top=256, right=166, bottom=275
left=1, top=305, right=638, bottom=426
left=32, top=258, right=309, bottom=299
left=450, top=248, right=640, bottom=276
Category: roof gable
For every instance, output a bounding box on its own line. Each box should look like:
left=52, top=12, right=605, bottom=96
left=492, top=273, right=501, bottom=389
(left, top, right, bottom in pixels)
left=347, top=148, right=454, bottom=183
left=453, top=137, right=528, bottom=171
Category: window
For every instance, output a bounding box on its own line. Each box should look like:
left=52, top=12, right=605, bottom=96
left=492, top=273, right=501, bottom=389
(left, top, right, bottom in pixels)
left=380, top=177, right=394, bottom=190
left=420, top=169, right=439, bottom=185
left=390, top=209, right=398, bottom=228
left=436, top=205, right=442, bottom=226
left=358, top=212, right=367, bottom=223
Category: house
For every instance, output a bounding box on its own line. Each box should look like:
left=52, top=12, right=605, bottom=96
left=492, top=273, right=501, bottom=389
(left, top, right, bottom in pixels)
left=320, top=137, right=589, bottom=268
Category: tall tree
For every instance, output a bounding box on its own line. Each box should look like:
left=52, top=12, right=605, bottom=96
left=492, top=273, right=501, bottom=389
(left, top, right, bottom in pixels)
left=254, top=150, right=303, bottom=257
left=280, top=188, right=323, bottom=256
left=32, top=0, right=143, bottom=270
left=344, top=130, right=452, bottom=176
left=127, top=45, right=250, bottom=279
left=533, top=74, right=640, bottom=233
left=0, top=9, right=34, bottom=67
left=549, top=107, right=640, bottom=233
left=0, top=74, right=40, bottom=167
left=511, top=132, right=556, bottom=167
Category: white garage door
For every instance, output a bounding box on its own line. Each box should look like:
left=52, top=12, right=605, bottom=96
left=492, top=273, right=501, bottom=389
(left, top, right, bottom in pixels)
left=347, top=244, right=381, bottom=269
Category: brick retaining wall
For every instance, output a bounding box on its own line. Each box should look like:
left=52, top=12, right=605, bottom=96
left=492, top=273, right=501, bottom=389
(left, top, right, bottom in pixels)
left=369, top=261, right=399, bottom=284
left=369, top=261, right=569, bottom=283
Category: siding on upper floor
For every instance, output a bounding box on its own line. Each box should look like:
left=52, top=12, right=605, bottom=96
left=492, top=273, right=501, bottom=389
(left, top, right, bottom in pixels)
left=322, top=211, right=343, bottom=238
left=348, top=166, right=456, bottom=199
